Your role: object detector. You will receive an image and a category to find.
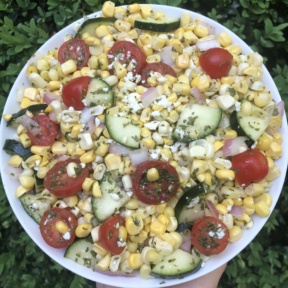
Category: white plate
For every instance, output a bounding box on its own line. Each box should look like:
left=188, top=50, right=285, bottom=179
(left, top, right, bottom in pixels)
left=0, top=5, right=287, bottom=288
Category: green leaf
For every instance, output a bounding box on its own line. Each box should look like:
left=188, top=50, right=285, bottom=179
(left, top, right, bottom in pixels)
left=264, top=18, right=273, bottom=34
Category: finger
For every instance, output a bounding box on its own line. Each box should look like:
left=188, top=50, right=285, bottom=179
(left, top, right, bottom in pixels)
left=172, top=263, right=227, bottom=288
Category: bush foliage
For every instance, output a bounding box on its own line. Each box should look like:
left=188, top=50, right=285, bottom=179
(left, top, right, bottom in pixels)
left=0, top=1, right=287, bottom=287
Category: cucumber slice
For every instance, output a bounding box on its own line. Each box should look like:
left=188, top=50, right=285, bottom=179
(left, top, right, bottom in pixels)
left=6, top=104, right=48, bottom=127
left=173, top=103, right=222, bottom=142
left=230, top=102, right=270, bottom=141
left=75, top=17, right=116, bottom=39
left=151, top=249, right=202, bottom=279
left=92, top=172, right=130, bottom=222
left=85, top=78, right=114, bottom=108
left=19, top=193, right=55, bottom=224
left=134, top=17, right=180, bottom=32
left=3, top=139, right=33, bottom=160
left=105, top=115, right=141, bottom=148
left=64, top=237, right=97, bottom=268
left=175, top=183, right=207, bottom=225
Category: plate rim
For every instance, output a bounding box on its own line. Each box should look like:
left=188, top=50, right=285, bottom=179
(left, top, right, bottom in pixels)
left=0, top=4, right=287, bottom=288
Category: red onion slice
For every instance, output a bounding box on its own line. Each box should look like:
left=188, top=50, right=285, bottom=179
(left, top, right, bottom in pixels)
left=80, top=107, right=92, bottom=124
left=206, top=200, right=219, bottom=218
left=230, top=205, right=245, bottom=219
left=158, top=46, right=174, bottom=67
left=196, top=39, right=220, bottom=51
left=5, top=166, right=23, bottom=179
left=43, top=90, right=61, bottom=104
left=128, top=148, right=149, bottom=166
left=17, top=114, right=42, bottom=136
left=276, top=101, right=285, bottom=117
left=141, top=87, right=159, bottom=108
left=180, top=233, right=192, bottom=252
left=198, top=20, right=216, bottom=35
left=190, top=86, right=205, bottom=104
left=108, top=142, right=132, bottom=155
left=84, top=116, right=95, bottom=134
left=48, top=111, right=58, bottom=123
left=55, top=155, right=70, bottom=162
left=222, top=137, right=248, bottom=157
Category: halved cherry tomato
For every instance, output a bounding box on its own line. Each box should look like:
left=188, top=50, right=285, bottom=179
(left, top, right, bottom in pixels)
left=40, top=207, right=78, bottom=249
left=191, top=216, right=229, bottom=256
left=61, top=76, right=91, bottom=110
left=132, top=160, right=180, bottom=205
left=44, top=159, right=89, bottom=197
left=199, top=47, right=232, bottom=79
left=108, top=41, right=146, bottom=75
left=141, top=62, right=177, bottom=87
left=58, top=38, right=90, bottom=69
left=231, top=148, right=269, bottom=187
left=98, top=215, right=126, bottom=255
left=27, top=114, right=59, bottom=146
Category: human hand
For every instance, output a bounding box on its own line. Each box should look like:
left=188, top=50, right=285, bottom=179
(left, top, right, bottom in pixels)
left=96, top=263, right=227, bottom=288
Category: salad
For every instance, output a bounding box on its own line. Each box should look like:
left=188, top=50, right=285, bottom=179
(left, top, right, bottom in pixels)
left=2, top=1, right=284, bottom=281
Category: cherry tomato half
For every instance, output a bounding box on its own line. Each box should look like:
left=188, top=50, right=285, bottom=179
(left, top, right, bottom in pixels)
left=40, top=207, right=78, bottom=249
left=132, top=160, right=180, bottom=205
left=141, top=62, right=177, bottom=87
left=108, top=41, right=146, bottom=75
left=199, top=48, right=232, bottom=79
left=27, top=114, right=59, bottom=146
left=98, top=215, right=126, bottom=255
left=61, top=76, right=91, bottom=110
left=191, top=216, right=229, bottom=256
left=44, top=159, right=89, bottom=197
left=58, top=38, right=90, bottom=69
left=231, top=148, right=269, bottom=187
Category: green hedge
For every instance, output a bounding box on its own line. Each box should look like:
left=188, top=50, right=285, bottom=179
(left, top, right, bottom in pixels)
left=0, top=1, right=287, bottom=287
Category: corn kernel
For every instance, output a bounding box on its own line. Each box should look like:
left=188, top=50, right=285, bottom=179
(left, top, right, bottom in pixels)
left=145, top=249, right=162, bottom=264
left=126, top=213, right=144, bottom=235
left=128, top=253, right=143, bottom=269
left=243, top=196, right=254, bottom=209
left=55, top=221, right=69, bottom=234
left=102, top=1, right=115, bottom=17
left=150, top=219, right=166, bottom=235
left=140, top=264, right=153, bottom=279
left=254, top=200, right=270, bottom=217
left=61, top=60, right=77, bottom=75
left=229, top=226, right=242, bottom=242
left=266, top=141, right=282, bottom=159
left=92, top=181, right=102, bottom=198
left=96, top=253, right=112, bottom=271
left=215, top=169, right=235, bottom=181
left=215, top=204, right=228, bottom=214
left=254, top=193, right=272, bottom=207
left=8, top=155, right=23, bottom=167
left=217, top=31, right=232, bottom=47
left=75, top=223, right=92, bottom=238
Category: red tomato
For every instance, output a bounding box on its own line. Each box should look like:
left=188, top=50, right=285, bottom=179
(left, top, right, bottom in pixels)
left=98, top=215, right=126, bottom=255
left=58, top=38, right=90, bottom=69
left=108, top=41, right=146, bottom=75
left=44, top=159, right=89, bottom=197
left=40, top=207, right=78, bottom=248
left=132, top=160, right=180, bottom=205
left=27, top=114, right=59, bottom=146
left=62, top=76, right=91, bottom=110
left=199, top=48, right=232, bottom=79
left=231, top=148, right=269, bottom=187
left=191, top=216, right=229, bottom=256
left=141, top=62, right=177, bottom=87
